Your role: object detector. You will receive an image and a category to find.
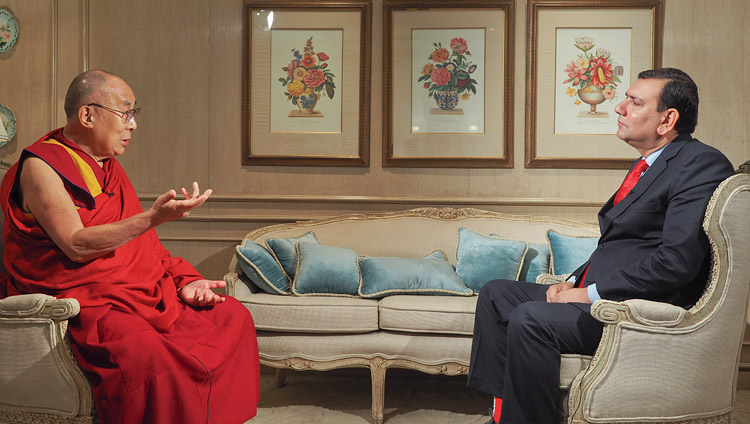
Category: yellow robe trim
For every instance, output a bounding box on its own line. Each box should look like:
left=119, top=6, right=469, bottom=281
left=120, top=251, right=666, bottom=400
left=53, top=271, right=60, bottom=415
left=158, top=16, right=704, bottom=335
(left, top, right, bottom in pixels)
left=41, top=139, right=103, bottom=198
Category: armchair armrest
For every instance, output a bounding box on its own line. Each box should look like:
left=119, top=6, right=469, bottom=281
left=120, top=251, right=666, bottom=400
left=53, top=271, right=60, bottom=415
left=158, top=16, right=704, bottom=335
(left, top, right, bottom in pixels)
left=535, top=273, right=570, bottom=285
left=0, top=293, right=80, bottom=320
left=591, top=298, right=687, bottom=327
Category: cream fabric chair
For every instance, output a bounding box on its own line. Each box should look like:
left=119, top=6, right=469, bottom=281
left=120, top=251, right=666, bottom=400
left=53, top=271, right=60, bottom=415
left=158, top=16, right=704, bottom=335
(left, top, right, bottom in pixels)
left=565, top=171, right=750, bottom=423
left=0, top=162, right=95, bottom=423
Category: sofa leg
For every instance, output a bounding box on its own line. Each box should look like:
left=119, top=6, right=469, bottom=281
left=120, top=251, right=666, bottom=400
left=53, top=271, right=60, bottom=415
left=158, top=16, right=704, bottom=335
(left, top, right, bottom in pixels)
left=370, top=359, right=386, bottom=424
left=275, top=368, right=287, bottom=388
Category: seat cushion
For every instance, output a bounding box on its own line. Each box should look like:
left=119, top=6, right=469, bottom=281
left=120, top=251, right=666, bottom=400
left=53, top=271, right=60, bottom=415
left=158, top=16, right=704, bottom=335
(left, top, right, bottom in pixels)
left=240, top=292, right=378, bottom=333
left=378, top=295, right=478, bottom=336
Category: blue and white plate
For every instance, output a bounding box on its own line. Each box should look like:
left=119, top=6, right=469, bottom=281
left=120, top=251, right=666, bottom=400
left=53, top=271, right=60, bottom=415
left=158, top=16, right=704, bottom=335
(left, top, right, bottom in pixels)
left=0, top=103, right=16, bottom=146
left=0, top=8, right=19, bottom=54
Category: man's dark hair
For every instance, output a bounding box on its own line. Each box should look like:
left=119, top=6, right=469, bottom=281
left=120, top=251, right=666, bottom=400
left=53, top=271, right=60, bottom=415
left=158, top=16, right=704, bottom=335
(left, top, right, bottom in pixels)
left=63, top=70, right=111, bottom=119
left=637, top=68, right=698, bottom=134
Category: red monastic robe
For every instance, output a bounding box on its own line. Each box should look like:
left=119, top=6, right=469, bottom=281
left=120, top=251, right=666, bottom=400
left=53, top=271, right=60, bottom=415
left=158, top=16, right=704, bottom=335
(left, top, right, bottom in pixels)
left=0, top=128, right=260, bottom=423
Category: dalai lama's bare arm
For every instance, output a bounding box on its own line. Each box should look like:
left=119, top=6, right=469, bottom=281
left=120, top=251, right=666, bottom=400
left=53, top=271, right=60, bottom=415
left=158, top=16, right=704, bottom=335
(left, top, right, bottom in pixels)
left=19, top=156, right=210, bottom=263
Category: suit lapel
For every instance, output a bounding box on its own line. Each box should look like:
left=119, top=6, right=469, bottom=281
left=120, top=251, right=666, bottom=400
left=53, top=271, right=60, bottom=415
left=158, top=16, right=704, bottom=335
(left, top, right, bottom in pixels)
left=598, top=135, right=691, bottom=238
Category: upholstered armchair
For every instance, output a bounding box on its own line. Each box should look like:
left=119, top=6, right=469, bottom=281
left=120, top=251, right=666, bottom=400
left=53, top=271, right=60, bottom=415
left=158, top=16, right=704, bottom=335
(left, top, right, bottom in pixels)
left=563, top=171, right=750, bottom=423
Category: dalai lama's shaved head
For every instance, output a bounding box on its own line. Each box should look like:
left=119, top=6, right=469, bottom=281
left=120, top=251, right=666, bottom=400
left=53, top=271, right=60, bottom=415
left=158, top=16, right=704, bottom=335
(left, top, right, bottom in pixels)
left=63, top=70, right=116, bottom=119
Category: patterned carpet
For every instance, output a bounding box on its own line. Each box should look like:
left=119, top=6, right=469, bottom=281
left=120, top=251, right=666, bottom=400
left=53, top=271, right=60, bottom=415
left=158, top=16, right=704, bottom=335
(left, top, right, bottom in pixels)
left=248, top=366, right=750, bottom=424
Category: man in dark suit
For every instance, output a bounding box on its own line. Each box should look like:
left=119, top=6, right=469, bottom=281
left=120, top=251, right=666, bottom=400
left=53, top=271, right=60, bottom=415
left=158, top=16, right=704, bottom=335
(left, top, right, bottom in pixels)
left=467, top=68, right=735, bottom=423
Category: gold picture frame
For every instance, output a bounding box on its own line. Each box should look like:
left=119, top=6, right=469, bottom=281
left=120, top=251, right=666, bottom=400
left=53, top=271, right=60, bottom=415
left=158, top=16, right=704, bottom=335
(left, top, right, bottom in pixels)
left=242, top=0, right=372, bottom=166
left=383, top=0, right=515, bottom=168
left=525, top=0, right=664, bottom=169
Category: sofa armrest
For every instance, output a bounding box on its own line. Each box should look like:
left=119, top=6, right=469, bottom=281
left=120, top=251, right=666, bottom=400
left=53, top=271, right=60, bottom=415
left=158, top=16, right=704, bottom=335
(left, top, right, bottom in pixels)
left=0, top=293, right=80, bottom=320
left=535, top=273, right=570, bottom=285
left=591, top=298, right=687, bottom=328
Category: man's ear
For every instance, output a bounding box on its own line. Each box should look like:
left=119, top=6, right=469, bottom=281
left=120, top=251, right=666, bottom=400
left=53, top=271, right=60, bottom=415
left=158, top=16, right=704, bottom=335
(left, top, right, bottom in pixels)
left=79, top=105, right=95, bottom=129
left=657, top=108, right=679, bottom=136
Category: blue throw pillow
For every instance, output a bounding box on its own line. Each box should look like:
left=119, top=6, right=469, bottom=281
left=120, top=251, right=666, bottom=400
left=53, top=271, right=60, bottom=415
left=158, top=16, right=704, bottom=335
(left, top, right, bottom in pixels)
left=547, top=230, right=599, bottom=275
left=267, top=232, right=318, bottom=282
left=292, top=242, right=360, bottom=296
left=358, top=250, right=472, bottom=298
left=456, top=227, right=528, bottom=292
left=236, top=240, right=290, bottom=294
left=517, top=241, right=551, bottom=283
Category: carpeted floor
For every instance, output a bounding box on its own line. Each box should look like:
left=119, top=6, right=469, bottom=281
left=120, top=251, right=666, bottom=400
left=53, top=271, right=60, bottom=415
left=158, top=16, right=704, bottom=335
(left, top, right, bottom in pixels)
left=248, top=366, right=750, bottom=423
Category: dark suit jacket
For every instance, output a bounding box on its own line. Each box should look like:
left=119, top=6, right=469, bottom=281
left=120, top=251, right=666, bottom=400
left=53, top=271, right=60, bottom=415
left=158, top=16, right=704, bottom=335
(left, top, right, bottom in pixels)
left=571, top=134, right=734, bottom=308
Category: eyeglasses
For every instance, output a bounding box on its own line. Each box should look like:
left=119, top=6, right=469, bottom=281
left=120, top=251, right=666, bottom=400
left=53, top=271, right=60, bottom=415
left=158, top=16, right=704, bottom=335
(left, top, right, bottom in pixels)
left=87, top=103, right=140, bottom=123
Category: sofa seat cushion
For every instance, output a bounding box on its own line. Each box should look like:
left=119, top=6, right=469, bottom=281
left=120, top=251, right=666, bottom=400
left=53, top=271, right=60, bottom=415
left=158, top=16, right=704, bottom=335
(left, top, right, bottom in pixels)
left=240, top=293, right=378, bottom=333
left=378, top=295, right=478, bottom=336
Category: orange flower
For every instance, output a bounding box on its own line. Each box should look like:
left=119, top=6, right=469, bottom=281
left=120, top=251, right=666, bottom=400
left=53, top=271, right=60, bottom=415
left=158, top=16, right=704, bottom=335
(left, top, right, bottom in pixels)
left=421, top=63, right=435, bottom=76
left=431, top=47, right=450, bottom=63
left=301, top=55, right=316, bottom=68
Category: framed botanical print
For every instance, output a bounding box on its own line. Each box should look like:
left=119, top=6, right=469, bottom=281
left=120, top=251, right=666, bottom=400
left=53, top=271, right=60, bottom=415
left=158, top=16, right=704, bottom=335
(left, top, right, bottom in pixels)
left=243, top=0, right=372, bottom=166
left=383, top=0, right=515, bottom=168
left=525, top=0, right=664, bottom=169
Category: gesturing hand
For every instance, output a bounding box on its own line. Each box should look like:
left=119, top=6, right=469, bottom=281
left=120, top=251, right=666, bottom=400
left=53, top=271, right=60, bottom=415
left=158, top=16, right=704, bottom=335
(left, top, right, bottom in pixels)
left=178, top=279, right=227, bottom=307
left=150, top=182, right=213, bottom=226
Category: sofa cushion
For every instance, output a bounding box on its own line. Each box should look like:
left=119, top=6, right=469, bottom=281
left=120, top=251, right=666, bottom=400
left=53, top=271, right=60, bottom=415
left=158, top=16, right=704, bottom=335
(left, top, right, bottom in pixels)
left=378, top=295, right=478, bottom=336
left=267, top=231, right=318, bottom=281
left=241, top=292, right=379, bottom=333
left=236, top=240, right=290, bottom=295
left=517, top=241, right=551, bottom=283
left=358, top=250, right=472, bottom=298
left=456, top=227, right=528, bottom=292
left=547, top=230, right=598, bottom=275
left=292, top=242, right=360, bottom=296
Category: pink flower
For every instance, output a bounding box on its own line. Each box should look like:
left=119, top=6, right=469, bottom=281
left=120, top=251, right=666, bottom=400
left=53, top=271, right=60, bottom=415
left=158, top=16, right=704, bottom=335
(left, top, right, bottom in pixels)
left=303, top=68, right=326, bottom=88
left=563, top=60, right=588, bottom=86
left=317, top=52, right=329, bottom=61
left=450, top=37, right=468, bottom=54
left=286, top=61, right=299, bottom=79
left=602, top=87, right=616, bottom=100
left=430, top=67, right=451, bottom=86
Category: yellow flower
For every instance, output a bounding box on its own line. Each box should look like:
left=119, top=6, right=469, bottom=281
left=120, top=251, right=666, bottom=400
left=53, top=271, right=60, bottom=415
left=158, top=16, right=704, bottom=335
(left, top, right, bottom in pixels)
left=583, top=86, right=591, bottom=93
left=460, top=93, right=471, bottom=101
left=421, top=63, right=435, bottom=76
left=566, top=87, right=576, bottom=97
left=574, top=100, right=581, bottom=105
left=287, top=80, right=305, bottom=97
left=294, top=67, right=307, bottom=81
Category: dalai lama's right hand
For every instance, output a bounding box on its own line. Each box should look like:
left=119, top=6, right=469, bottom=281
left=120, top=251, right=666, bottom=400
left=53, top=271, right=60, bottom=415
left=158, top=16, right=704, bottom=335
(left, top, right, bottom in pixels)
left=150, top=181, right=212, bottom=226
left=178, top=279, right=226, bottom=307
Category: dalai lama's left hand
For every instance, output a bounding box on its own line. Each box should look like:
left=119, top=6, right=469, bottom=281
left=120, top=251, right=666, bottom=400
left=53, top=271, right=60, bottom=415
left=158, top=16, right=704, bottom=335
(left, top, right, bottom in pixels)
left=178, top=279, right=226, bottom=307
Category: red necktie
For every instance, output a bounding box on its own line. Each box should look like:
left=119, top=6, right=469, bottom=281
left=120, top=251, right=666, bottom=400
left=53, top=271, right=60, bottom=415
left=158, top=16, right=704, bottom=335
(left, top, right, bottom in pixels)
left=614, top=159, right=649, bottom=205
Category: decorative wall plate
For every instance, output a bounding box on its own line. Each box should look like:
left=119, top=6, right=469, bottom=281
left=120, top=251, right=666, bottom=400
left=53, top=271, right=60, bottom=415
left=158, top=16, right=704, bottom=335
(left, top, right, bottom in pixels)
left=0, top=103, right=17, bottom=146
left=0, top=8, right=20, bottom=54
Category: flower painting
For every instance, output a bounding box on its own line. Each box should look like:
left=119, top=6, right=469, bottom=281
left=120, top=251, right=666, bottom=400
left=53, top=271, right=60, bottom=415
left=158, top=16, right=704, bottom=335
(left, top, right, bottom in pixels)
left=270, top=29, right=343, bottom=134
left=279, top=36, right=335, bottom=118
left=411, top=29, right=485, bottom=134
left=417, top=37, right=479, bottom=113
left=554, top=28, right=631, bottom=135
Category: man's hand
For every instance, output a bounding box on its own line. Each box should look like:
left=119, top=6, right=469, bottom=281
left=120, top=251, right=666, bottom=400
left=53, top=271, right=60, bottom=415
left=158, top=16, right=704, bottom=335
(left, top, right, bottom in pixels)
left=150, top=182, right=213, bottom=226
left=546, top=281, right=591, bottom=304
left=178, top=279, right=226, bottom=307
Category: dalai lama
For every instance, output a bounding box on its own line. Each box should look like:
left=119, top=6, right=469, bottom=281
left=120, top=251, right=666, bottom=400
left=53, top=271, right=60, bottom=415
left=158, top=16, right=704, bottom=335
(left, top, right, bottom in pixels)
left=0, top=70, right=260, bottom=423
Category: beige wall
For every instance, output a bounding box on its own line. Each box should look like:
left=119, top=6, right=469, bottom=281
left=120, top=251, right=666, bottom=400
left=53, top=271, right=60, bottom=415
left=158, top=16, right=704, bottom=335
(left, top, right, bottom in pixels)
left=0, top=0, right=748, bottom=279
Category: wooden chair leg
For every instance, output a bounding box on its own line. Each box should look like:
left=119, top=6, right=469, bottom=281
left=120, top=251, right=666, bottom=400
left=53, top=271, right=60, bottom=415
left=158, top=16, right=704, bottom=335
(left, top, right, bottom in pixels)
left=370, top=358, right=387, bottom=424
left=275, top=368, right=287, bottom=388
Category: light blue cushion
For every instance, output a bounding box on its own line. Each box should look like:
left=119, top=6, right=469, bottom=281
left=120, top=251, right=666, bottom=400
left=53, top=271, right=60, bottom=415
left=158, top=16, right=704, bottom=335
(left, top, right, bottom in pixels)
left=455, top=227, right=528, bottom=292
left=267, top=232, right=318, bottom=281
left=292, top=242, right=360, bottom=296
left=547, top=230, right=599, bottom=275
left=235, top=240, right=290, bottom=294
left=358, top=250, right=472, bottom=298
left=518, top=241, right=551, bottom=283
